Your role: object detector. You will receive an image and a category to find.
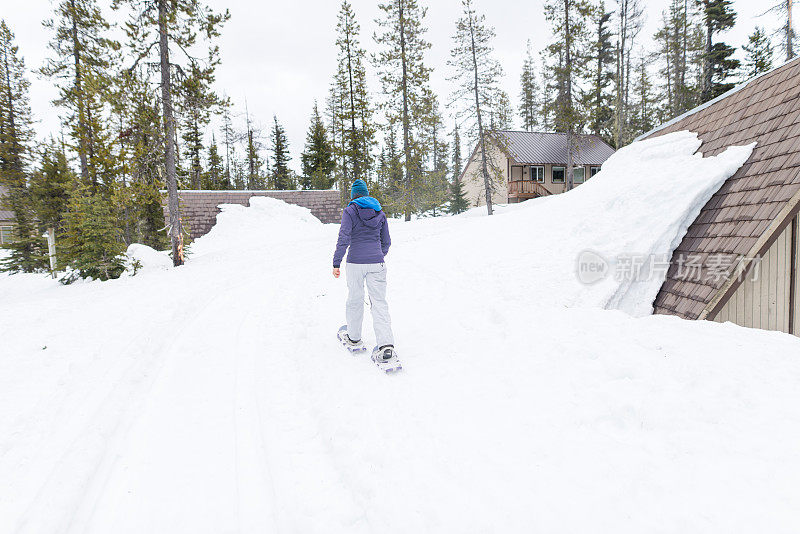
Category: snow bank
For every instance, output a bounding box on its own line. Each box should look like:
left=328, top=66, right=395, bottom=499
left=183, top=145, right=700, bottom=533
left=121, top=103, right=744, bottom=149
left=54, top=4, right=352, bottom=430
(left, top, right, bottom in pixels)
left=124, top=244, right=172, bottom=274
left=400, top=131, right=754, bottom=316
left=3, top=131, right=798, bottom=534
left=189, top=196, right=323, bottom=258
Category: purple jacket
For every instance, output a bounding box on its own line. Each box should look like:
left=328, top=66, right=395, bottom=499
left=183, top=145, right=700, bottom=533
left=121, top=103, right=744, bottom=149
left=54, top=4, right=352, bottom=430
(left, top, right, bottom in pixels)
left=333, top=202, right=391, bottom=268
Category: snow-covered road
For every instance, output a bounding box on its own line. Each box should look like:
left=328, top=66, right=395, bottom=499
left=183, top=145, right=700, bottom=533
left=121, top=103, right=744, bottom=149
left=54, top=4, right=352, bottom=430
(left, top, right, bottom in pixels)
left=3, top=133, right=800, bottom=532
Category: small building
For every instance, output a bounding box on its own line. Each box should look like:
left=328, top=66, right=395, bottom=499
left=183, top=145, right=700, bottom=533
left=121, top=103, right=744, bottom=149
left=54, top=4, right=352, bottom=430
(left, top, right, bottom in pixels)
left=459, top=130, right=616, bottom=206
left=644, top=56, right=800, bottom=336
left=0, top=184, right=14, bottom=245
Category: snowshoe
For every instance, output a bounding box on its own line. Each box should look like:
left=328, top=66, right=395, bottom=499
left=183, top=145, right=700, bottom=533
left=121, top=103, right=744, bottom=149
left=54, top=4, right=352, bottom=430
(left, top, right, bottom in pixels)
left=371, top=345, right=402, bottom=373
left=338, top=325, right=367, bottom=354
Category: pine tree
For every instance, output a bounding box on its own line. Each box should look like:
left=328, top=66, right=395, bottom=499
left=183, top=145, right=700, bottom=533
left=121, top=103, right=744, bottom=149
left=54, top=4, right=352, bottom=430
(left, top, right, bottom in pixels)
left=742, top=26, right=774, bottom=79
left=699, top=0, right=739, bottom=102
left=30, top=140, right=72, bottom=233
left=629, top=53, right=657, bottom=136
left=113, top=0, right=229, bottom=265
left=301, top=102, right=336, bottom=190
left=545, top=0, right=592, bottom=188
left=0, top=21, right=46, bottom=273
left=220, top=103, right=238, bottom=187
left=60, top=182, right=126, bottom=283
left=488, top=90, right=514, bottom=130
left=448, top=124, right=469, bottom=214
left=28, top=141, right=73, bottom=272
left=205, top=136, right=226, bottom=189
left=613, top=0, right=645, bottom=148
left=539, top=49, right=557, bottom=129
left=41, top=0, right=118, bottom=190
left=331, top=1, right=375, bottom=188
left=243, top=103, right=264, bottom=189
left=178, top=60, right=227, bottom=190
left=112, top=67, right=169, bottom=250
left=653, top=0, right=704, bottom=120
left=519, top=41, right=540, bottom=131
left=757, top=2, right=795, bottom=61
left=585, top=3, right=615, bottom=141
left=375, top=126, right=404, bottom=216
left=374, top=0, right=435, bottom=220
left=448, top=0, right=506, bottom=215
left=270, top=115, right=291, bottom=190
left=232, top=157, right=247, bottom=190
left=422, top=94, right=449, bottom=215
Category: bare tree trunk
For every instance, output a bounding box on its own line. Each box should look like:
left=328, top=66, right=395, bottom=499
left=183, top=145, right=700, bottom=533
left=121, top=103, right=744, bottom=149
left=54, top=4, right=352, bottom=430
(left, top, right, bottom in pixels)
left=702, top=9, right=713, bottom=102
left=192, top=116, right=201, bottom=190
left=245, top=101, right=255, bottom=188
left=614, top=0, right=627, bottom=149
left=789, top=0, right=795, bottom=61
left=593, top=15, right=602, bottom=137
left=467, top=2, right=493, bottom=216
left=564, top=0, right=575, bottom=191
left=398, top=0, right=413, bottom=221
left=666, top=47, right=673, bottom=113
left=69, top=0, right=90, bottom=184
left=679, top=0, right=687, bottom=110
left=158, top=0, right=184, bottom=266
left=345, top=14, right=360, bottom=179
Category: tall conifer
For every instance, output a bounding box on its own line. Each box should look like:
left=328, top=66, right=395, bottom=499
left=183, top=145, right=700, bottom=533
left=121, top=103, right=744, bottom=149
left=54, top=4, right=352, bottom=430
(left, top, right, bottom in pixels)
left=301, top=102, right=336, bottom=190
left=374, top=0, right=436, bottom=220
left=0, top=21, right=45, bottom=272
left=270, top=116, right=291, bottom=190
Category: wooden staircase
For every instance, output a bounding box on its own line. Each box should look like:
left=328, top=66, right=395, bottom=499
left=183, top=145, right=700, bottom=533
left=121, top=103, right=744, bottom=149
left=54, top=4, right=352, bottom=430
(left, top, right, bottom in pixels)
left=507, top=180, right=553, bottom=199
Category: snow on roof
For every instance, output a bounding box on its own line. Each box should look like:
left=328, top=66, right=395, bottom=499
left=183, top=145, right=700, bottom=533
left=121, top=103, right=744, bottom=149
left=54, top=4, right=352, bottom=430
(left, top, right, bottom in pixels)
left=493, top=130, right=615, bottom=166
left=644, top=56, right=800, bottom=320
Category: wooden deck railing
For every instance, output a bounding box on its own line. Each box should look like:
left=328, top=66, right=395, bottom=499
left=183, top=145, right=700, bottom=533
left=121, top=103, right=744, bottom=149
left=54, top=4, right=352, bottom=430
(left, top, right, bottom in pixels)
left=508, top=180, right=553, bottom=197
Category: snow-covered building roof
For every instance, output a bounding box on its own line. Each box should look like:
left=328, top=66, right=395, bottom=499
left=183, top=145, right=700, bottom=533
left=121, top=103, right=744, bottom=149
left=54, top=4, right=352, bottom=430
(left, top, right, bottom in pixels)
left=645, top=56, right=800, bottom=332
left=492, top=130, right=615, bottom=166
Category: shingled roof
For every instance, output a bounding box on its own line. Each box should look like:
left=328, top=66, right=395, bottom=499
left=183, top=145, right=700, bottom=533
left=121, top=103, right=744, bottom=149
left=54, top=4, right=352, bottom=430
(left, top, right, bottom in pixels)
left=645, top=57, right=800, bottom=320
left=493, top=130, right=615, bottom=165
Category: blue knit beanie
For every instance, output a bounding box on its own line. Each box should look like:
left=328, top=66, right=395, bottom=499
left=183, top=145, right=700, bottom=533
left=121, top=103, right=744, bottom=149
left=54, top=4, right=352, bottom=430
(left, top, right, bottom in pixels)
left=351, top=179, right=369, bottom=199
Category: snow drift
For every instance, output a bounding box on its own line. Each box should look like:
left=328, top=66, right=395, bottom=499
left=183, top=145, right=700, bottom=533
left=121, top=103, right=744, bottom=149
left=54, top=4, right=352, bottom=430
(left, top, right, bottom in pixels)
left=2, top=131, right=799, bottom=534
left=410, top=130, right=754, bottom=316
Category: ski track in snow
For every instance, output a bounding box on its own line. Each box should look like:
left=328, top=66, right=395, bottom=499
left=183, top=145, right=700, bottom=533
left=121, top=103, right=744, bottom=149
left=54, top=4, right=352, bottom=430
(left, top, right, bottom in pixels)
left=2, top=133, right=800, bottom=532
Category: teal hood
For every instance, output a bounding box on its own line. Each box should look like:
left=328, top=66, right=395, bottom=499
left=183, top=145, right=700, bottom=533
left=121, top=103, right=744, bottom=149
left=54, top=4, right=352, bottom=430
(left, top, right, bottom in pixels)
left=350, top=196, right=382, bottom=212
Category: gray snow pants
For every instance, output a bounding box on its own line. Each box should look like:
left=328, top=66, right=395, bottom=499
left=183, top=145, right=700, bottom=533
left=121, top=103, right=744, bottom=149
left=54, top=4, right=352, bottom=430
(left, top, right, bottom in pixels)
left=345, top=262, right=395, bottom=348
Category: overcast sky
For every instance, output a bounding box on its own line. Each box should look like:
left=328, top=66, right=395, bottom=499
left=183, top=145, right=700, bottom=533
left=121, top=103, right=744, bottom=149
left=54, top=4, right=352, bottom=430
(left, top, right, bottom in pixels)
left=2, top=0, right=784, bottom=173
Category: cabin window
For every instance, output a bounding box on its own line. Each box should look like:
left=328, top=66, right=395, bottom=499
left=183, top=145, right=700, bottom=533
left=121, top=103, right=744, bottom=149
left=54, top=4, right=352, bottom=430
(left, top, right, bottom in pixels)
left=529, top=165, right=544, bottom=183
left=573, top=167, right=585, bottom=184
left=552, top=166, right=565, bottom=183
left=590, top=166, right=601, bottom=177
left=0, top=226, right=12, bottom=244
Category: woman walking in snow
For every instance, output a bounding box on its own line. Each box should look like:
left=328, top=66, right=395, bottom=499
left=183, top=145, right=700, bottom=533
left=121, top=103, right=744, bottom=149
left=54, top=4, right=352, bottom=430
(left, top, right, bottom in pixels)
left=333, top=179, right=399, bottom=370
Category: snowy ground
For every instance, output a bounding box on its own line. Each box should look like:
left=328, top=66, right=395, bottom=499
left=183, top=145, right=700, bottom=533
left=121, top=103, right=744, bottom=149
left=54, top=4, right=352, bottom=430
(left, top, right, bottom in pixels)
left=2, top=132, right=800, bottom=533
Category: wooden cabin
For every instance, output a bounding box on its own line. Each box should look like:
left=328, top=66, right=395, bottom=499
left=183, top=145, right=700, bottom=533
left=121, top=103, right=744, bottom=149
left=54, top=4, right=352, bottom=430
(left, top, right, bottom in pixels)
left=459, top=130, right=616, bottom=206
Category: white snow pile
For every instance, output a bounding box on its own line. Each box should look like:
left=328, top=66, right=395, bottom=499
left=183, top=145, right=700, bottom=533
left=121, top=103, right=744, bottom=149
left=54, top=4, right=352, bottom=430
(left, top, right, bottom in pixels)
left=1, top=131, right=799, bottom=533
left=124, top=243, right=172, bottom=274
left=190, top=196, right=322, bottom=257
left=425, top=130, right=755, bottom=316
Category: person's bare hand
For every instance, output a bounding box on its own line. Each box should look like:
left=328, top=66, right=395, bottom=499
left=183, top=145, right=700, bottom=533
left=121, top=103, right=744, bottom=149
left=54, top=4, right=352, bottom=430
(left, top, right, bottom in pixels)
left=332, top=268, right=340, bottom=278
